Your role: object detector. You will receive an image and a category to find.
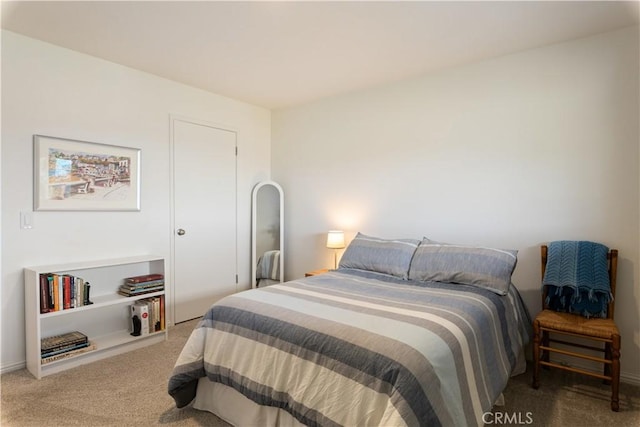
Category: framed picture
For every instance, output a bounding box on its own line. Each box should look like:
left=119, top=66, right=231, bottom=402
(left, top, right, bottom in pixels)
left=33, top=135, right=141, bottom=211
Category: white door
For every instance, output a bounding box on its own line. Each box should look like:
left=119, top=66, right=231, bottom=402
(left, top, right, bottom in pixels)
left=172, top=117, right=237, bottom=323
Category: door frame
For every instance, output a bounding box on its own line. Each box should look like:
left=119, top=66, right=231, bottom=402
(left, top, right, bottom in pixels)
left=169, top=114, right=238, bottom=325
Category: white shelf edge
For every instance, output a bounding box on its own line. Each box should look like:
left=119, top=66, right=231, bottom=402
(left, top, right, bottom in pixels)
left=39, top=291, right=165, bottom=319
left=25, top=254, right=164, bottom=274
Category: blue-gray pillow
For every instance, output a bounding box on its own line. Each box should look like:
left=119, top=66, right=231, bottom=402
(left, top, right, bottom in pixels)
left=408, top=238, right=518, bottom=295
left=339, top=232, right=420, bottom=279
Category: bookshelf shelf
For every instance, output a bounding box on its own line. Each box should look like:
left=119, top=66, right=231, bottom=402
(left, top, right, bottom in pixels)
left=40, top=290, right=166, bottom=318
left=24, top=255, right=168, bottom=379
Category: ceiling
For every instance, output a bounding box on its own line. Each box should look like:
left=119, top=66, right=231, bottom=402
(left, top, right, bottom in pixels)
left=2, top=1, right=639, bottom=110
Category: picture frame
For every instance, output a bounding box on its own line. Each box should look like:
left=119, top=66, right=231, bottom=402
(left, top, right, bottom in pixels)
left=33, top=135, right=141, bottom=211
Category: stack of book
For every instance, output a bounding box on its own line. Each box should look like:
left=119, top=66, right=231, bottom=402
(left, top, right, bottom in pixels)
left=118, top=273, right=164, bottom=297
left=41, top=331, right=95, bottom=364
left=39, top=273, right=93, bottom=313
left=130, top=296, right=165, bottom=336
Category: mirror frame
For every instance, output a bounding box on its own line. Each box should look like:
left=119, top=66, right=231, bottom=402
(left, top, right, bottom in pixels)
left=251, top=181, right=284, bottom=288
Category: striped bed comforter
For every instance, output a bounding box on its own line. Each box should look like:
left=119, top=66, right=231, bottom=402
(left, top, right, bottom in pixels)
left=168, top=269, right=530, bottom=426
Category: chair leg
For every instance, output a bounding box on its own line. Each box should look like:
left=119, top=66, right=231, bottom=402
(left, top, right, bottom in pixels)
left=603, top=342, right=612, bottom=385
left=532, top=320, right=541, bottom=389
left=610, top=334, right=620, bottom=412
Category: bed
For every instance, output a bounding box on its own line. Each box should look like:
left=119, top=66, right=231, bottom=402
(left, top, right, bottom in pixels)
left=169, top=234, right=531, bottom=426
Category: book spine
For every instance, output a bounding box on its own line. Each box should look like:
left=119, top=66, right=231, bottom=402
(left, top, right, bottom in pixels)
left=47, top=275, right=54, bottom=311
left=41, top=337, right=88, bottom=352
left=153, top=298, right=160, bottom=331
left=125, top=274, right=164, bottom=284
left=150, top=298, right=157, bottom=331
left=160, top=295, right=165, bottom=331
left=39, top=274, right=50, bottom=313
left=76, top=277, right=84, bottom=308
left=70, top=275, right=75, bottom=309
left=118, top=285, right=164, bottom=294
left=52, top=275, right=59, bottom=311
left=58, top=274, right=63, bottom=311
left=121, top=279, right=165, bottom=289
left=63, top=275, right=71, bottom=310
left=118, top=291, right=163, bottom=298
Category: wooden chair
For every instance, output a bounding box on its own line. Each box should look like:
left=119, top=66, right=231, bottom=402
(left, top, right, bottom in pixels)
left=532, top=245, right=620, bottom=411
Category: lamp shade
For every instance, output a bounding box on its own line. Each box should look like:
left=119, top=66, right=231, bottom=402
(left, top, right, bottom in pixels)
left=326, top=230, right=345, bottom=249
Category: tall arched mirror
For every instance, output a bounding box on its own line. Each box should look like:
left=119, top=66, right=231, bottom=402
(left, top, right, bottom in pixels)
left=251, top=181, right=284, bottom=288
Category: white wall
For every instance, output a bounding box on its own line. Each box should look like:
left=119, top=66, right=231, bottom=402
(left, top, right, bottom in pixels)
left=272, top=27, right=640, bottom=382
left=1, top=31, right=271, bottom=371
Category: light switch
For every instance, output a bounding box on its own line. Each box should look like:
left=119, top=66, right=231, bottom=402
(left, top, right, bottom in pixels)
left=21, top=211, right=33, bottom=229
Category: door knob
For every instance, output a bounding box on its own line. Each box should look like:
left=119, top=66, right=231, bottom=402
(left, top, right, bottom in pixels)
left=177, top=228, right=186, bottom=236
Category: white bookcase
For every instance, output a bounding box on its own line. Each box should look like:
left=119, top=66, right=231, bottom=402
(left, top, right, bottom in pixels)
left=24, top=255, right=168, bottom=379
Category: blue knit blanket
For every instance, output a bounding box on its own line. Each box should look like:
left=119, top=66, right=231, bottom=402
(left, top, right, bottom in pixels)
left=543, top=241, right=612, bottom=318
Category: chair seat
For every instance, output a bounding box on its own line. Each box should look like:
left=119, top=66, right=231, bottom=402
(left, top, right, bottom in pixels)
left=536, top=309, right=619, bottom=339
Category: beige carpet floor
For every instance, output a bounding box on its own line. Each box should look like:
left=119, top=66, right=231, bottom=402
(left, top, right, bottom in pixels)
left=2, top=318, right=639, bottom=426
left=1, top=319, right=228, bottom=427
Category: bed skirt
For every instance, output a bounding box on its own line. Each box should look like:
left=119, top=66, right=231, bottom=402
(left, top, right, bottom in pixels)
left=194, top=377, right=304, bottom=426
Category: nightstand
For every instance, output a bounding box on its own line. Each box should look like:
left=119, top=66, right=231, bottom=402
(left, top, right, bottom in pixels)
left=305, top=269, right=329, bottom=277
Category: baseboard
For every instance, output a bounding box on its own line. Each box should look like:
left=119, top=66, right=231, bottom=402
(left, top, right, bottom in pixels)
left=621, top=371, right=640, bottom=386
left=1, top=360, right=26, bottom=375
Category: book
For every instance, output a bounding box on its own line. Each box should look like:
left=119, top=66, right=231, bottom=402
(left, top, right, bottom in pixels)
left=41, top=341, right=90, bottom=358
left=152, top=297, right=161, bottom=331
left=39, top=274, right=50, bottom=313
left=40, top=340, right=88, bottom=355
left=118, top=285, right=164, bottom=297
left=41, top=331, right=88, bottom=353
left=76, top=276, right=84, bottom=308
left=119, top=283, right=164, bottom=292
left=120, top=279, right=164, bottom=289
left=125, top=273, right=164, bottom=284
left=41, top=340, right=88, bottom=356
left=57, top=274, right=63, bottom=311
left=63, top=275, right=71, bottom=310
left=52, top=274, right=60, bottom=311
left=69, top=275, right=76, bottom=308
left=159, top=295, right=165, bottom=331
left=47, top=274, right=55, bottom=311
left=41, top=342, right=96, bottom=365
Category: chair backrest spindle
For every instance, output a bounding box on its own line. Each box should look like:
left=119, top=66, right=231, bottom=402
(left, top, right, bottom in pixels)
left=540, top=245, right=548, bottom=309
left=608, top=249, right=618, bottom=319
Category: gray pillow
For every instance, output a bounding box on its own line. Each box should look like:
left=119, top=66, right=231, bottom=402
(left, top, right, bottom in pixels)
left=339, top=232, right=420, bottom=279
left=408, top=238, right=518, bottom=295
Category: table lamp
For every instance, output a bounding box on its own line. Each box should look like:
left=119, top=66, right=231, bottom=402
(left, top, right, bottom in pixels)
left=326, top=230, right=345, bottom=269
